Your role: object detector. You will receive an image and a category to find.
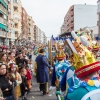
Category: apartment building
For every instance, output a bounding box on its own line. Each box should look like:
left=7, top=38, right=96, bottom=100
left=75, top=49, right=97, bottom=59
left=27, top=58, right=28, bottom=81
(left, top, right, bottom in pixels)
left=61, top=23, right=65, bottom=34
left=0, top=0, right=8, bottom=45
left=8, top=0, right=16, bottom=46
left=13, top=0, right=22, bottom=40
left=62, top=4, right=97, bottom=34
left=28, top=16, right=34, bottom=42
left=34, top=25, right=38, bottom=43
left=43, top=33, right=47, bottom=45
left=22, top=7, right=28, bottom=40
left=38, top=28, right=42, bottom=43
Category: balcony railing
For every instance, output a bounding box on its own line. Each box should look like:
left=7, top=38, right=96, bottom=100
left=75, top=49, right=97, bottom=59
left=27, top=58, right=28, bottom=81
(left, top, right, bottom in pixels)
left=0, top=17, right=7, bottom=25
left=0, top=30, right=6, bottom=37
left=4, top=0, right=8, bottom=4
left=0, top=5, right=8, bottom=15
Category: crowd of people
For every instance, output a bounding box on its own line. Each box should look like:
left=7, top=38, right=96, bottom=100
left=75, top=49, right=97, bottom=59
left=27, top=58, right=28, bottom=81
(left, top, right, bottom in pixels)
left=0, top=45, right=33, bottom=100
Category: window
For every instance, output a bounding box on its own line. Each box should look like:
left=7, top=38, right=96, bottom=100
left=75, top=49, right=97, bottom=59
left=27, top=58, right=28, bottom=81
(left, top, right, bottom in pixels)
left=71, top=9, right=73, bottom=11
left=14, top=7, right=18, bottom=12
left=9, top=20, right=10, bottom=23
left=9, top=30, right=11, bottom=33
left=15, top=23, right=18, bottom=28
left=71, top=15, right=73, bottom=17
left=15, top=31, right=18, bottom=37
left=14, top=0, right=18, bottom=3
left=4, top=15, right=7, bottom=19
left=28, top=37, right=31, bottom=40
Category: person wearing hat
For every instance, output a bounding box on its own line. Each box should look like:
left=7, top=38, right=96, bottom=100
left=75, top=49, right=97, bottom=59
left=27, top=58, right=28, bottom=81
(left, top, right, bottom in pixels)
left=35, top=48, right=53, bottom=95
left=51, top=49, right=67, bottom=87
left=15, top=52, right=28, bottom=68
left=66, top=32, right=100, bottom=100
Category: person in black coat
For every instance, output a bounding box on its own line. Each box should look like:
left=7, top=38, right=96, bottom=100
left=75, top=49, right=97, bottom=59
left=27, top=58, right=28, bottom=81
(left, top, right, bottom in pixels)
left=15, top=52, right=28, bottom=68
left=35, top=49, right=53, bottom=95
left=0, top=64, right=16, bottom=100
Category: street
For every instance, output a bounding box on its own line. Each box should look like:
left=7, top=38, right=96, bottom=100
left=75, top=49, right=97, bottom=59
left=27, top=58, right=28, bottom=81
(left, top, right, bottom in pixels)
left=26, top=55, right=56, bottom=100
left=26, top=76, right=56, bottom=100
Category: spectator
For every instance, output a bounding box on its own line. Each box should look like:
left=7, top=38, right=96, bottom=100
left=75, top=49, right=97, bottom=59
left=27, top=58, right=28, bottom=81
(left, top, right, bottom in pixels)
left=9, top=63, right=22, bottom=100
left=8, top=52, right=15, bottom=65
left=16, top=52, right=28, bottom=67
left=0, top=64, right=15, bottom=100
left=0, top=53, right=8, bottom=64
left=25, top=65, right=32, bottom=91
left=20, top=67, right=29, bottom=100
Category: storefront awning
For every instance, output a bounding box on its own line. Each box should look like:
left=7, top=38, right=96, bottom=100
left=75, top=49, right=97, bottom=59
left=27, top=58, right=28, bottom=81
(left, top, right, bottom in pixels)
left=0, top=23, right=8, bottom=31
left=0, top=0, right=8, bottom=9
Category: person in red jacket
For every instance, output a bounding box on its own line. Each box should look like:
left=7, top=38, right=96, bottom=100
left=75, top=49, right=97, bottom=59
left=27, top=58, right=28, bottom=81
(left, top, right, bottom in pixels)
left=25, top=65, right=32, bottom=90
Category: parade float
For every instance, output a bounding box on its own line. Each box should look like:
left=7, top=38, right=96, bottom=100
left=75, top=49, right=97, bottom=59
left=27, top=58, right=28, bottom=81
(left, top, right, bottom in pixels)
left=62, top=30, right=100, bottom=100
left=50, top=28, right=100, bottom=100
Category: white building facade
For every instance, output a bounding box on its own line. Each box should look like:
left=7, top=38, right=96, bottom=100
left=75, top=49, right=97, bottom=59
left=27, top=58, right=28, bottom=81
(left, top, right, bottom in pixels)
left=74, top=4, right=97, bottom=31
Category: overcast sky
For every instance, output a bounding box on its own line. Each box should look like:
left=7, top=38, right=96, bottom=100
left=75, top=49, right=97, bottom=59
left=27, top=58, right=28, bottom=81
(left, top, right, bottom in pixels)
left=21, top=0, right=97, bottom=38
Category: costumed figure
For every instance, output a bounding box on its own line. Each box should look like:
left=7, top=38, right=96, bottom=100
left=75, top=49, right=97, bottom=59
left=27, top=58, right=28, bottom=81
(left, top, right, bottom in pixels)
left=51, top=42, right=77, bottom=99
left=66, top=31, right=100, bottom=100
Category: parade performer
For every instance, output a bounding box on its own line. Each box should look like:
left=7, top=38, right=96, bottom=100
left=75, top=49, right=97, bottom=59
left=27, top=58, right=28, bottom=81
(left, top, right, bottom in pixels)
left=51, top=48, right=68, bottom=88
left=66, top=31, right=100, bottom=100
left=51, top=42, right=79, bottom=100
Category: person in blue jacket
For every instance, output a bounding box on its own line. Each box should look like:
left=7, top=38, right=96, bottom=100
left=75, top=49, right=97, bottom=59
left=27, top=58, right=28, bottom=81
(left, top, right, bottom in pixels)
left=35, top=49, right=52, bottom=95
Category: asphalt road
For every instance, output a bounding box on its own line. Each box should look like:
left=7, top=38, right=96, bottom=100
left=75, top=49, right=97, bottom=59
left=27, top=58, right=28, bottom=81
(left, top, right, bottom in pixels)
left=25, top=76, right=56, bottom=100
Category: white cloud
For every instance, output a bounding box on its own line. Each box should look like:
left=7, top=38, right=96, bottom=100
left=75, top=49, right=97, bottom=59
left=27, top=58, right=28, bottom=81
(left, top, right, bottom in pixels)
left=21, top=0, right=97, bottom=38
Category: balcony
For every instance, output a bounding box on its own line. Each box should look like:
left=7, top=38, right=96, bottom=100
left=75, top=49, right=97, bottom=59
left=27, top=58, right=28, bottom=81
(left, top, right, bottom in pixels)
left=4, top=0, right=8, bottom=5
left=13, top=2, right=19, bottom=8
left=0, top=17, right=7, bottom=25
left=13, top=19, right=19, bottom=24
left=0, top=30, right=7, bottom=37
left=0, top=5, right=8, bottom=15
left=97, top=21, right=100, bottom=26
left=28, top=33, right=31, bottom=37
left=13, top=11, right=21, bottom=17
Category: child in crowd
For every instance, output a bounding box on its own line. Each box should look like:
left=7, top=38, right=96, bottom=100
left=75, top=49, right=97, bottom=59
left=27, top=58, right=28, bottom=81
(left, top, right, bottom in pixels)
left=9, top=63, right=22, bottom=100
left=20, top=67, right=29, bottom=100
left=25, top=65, right=32, bottom=91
